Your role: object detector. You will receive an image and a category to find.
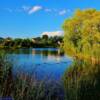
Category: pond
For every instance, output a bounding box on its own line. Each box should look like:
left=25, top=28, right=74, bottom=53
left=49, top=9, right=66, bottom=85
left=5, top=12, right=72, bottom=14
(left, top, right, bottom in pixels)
left=0, top=48, right=72, bottom=99
left=6, top=48, right=72, bottom=81
left=1, top=48, right=99, bottom=100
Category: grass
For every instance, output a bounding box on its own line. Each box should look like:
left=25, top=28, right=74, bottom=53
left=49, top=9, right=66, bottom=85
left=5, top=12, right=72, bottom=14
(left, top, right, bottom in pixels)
left=0, top=53, right=64, bottom=100
left=63, top=59, right=100, bottom=100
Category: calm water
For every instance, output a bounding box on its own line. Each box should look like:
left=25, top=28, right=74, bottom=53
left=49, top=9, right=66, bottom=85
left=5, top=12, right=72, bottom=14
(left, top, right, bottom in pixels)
left=1, top=48, right=99, bottom=100
left=6, top=48, right=72, bottom=80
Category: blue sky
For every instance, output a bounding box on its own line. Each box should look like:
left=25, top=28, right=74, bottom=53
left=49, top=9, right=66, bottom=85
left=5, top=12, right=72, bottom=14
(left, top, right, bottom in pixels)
left=0, top=0, right=99, bottom=38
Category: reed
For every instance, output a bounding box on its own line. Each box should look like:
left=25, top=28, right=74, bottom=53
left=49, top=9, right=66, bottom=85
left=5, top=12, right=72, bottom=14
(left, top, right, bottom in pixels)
left=0, top=53, right=63, bottom=100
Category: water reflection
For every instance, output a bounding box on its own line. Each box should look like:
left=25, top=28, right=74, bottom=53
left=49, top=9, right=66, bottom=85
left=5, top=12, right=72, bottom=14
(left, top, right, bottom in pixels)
left=5, top=48, right=72, bottom=80
left=1, top=49, right=99, bottom=100
left=31, top=48, right=64, bottom=62
left=0, top=48, right=72, bottom=99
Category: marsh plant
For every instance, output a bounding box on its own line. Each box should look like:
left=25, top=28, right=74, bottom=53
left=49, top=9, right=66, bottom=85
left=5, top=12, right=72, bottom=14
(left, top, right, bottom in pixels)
left=0, top=53, right=64, bottom=100
left=63, top=60, right=100, bottom=100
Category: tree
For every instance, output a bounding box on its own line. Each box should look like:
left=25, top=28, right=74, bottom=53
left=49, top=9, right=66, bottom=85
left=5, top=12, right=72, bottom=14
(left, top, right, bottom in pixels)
left=63, top=9, right=100, bottom=60
left=13, top=38, right=22, bottom=48
left=42, top=35, right=48, bottom=40
left=21, top=39, right=32, bottom=48
left=0, top=37, right=4, bottom=44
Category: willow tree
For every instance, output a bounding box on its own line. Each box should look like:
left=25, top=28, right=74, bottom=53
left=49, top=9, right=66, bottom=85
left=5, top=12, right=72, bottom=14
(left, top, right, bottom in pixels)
left=63, top=9, right=100, bottom=60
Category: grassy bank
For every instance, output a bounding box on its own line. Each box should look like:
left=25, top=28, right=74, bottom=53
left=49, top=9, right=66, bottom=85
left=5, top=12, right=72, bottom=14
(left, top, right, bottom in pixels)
left=63, top=60, right=100, bottom=100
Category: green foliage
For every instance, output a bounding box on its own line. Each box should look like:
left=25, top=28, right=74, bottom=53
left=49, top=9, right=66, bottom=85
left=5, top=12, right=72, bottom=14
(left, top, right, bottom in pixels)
left=63, top=9, right=100, bottom=100
left=63, top=60, right=100, bottom=100
left=42, top=34, right=49, bottom=40
left=63, top=9, right=100, bottom=59
left=0, top=36, right=63, bottom=49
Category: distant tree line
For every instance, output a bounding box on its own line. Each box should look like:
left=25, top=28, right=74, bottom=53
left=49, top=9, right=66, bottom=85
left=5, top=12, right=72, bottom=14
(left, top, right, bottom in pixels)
left=0, top=35, right=63, bottom=49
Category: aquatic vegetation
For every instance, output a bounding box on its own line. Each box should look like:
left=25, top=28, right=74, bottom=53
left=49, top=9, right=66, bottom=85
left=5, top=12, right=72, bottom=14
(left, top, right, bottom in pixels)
left=63, top=60, right=100, bottom=100
left=0, top=53, right=63, bottom=100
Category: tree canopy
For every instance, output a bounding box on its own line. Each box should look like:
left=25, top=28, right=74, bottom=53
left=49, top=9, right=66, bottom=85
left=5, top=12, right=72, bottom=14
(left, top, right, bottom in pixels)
left=63, top=9, right=100, bottom=60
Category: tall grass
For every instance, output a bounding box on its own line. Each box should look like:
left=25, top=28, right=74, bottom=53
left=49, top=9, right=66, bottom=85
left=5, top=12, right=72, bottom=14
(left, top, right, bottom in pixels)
left=63, top=60, right=100, bottom=100
left=0, top=53, right=63, bottom=100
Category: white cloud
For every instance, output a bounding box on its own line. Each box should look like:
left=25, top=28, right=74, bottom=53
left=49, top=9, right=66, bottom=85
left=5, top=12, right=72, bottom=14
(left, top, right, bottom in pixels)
left=28, top=6, right=42, bottom=14
left=59, top=9, right=67, bottom=15
left=41, top=31, right=64, bottom=37
left=4, top=5, right=42, bottom=14
left=45, top=8, right=52, bottom=12
left=4, top=6, right=72, bottom=16
left=22, top=6, right=30, bottom=12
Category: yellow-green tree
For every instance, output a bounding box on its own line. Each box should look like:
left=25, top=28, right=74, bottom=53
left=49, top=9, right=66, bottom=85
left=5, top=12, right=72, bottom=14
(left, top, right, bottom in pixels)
left=63, top=9, right=100, bottom=60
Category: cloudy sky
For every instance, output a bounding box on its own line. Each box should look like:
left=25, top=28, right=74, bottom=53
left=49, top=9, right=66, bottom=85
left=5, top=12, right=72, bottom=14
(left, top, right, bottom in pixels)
left=0, top=0, right=99, bottom=38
